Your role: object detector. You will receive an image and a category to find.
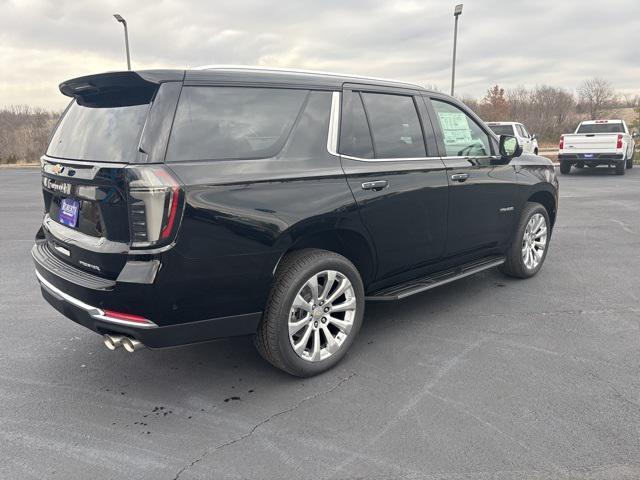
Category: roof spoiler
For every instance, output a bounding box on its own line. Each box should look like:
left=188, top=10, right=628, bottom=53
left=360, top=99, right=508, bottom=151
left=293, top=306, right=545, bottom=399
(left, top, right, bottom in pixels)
left=59, top=70, right=183, bottom=107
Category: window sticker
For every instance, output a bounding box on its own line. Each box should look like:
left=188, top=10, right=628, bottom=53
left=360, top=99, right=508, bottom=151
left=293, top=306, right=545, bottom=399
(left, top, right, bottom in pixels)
left=437, top=111, right=472, bottom=145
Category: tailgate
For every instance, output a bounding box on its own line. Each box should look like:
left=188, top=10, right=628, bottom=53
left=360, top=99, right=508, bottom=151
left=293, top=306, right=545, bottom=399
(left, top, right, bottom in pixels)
left=41, top=158, right=131, bottom=278
left=563, top=134, right=620, bottom=153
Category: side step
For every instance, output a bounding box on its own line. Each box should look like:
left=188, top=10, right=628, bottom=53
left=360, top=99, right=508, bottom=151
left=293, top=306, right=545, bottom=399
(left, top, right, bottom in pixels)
left=366, top=255, right=505, bottom=301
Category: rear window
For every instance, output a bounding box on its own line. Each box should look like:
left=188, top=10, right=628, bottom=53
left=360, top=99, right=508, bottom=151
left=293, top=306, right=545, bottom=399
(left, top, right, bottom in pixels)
left=576, top=123, right=625, bottom=134
left=166, top=87, right=308, bottom=162
left=47, top=101, right=149, bottom=162
left=488, top=125, right=514, bottom=136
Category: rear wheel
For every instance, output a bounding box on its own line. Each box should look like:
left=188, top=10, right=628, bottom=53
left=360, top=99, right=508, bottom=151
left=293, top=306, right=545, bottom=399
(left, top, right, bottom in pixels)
left=500, top=202, right=550, bottom=279
left=559, top=161, right=571, bottom=174
left=255, top=249, right=364, bottom=377
left=627, top=152, right=634, bottom=169
left=615, top=161, right=626, bottom=175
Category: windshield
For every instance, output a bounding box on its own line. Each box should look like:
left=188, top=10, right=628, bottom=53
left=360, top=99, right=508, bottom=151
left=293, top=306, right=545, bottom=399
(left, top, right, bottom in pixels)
left=47, top=100, right=150, bottom=162
left=576, top=123, right=625, bottom=134
left=488, top=125, right=514, bottom=136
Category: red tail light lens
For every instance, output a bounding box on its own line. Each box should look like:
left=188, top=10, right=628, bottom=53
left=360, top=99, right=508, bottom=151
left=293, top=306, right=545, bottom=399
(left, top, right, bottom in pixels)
left=125, top=166, right=183, bottom=248
left=103, top=309, right=153, bottom=325
left=559, top=135, right=564, bottom=150
left=616, top=134, right=623, bottom=149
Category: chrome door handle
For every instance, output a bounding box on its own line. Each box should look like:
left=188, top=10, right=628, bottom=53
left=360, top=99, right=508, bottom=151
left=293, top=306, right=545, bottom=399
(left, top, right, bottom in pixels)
left=450, top=173, right=469, bottom=182
left=361, top=180, right=389, bottom=191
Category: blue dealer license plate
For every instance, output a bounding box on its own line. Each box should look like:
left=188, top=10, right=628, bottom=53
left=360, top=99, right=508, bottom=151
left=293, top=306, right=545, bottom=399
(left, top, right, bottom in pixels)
left=59, top=198, right=80, bottom=228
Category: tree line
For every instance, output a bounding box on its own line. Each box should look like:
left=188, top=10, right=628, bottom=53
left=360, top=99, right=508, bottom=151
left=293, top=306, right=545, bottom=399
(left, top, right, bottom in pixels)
left=0, top=106, right=60, bottom=164
left=0, top=77, right=638, bottom=164
left=462, top=77, right=640, bottom=144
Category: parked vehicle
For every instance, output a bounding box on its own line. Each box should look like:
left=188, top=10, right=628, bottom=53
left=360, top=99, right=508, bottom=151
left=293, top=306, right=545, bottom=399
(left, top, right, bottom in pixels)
left=558, top=119, right=635, bottom=175
left=33, top=67, right=559, bottom=376
left=487, top=122, right=539, bottom=155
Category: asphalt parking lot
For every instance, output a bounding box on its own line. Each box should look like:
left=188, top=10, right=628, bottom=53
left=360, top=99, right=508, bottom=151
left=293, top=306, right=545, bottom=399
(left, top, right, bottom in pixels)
left=1, top=166, right=639, bottom=480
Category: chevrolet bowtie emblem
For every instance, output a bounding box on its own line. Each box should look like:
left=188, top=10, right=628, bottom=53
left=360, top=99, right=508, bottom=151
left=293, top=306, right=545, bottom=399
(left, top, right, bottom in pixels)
left=52, top=164, right=65, bottom=175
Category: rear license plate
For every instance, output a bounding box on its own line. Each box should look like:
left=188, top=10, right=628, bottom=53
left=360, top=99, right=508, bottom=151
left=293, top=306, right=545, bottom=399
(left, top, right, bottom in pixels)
left=583, top=154, right=594, bottom=159
left=59, top=198, right=80, bottom=228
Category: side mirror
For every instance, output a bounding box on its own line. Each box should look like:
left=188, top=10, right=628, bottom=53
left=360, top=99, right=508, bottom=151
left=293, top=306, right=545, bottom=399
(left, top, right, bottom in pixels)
left=633, top=131, right=638, bottom=139
left=499, top=135, right=522, bottom=159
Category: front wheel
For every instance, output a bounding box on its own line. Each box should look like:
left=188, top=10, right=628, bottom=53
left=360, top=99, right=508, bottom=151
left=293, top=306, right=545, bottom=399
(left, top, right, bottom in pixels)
left=500, top=202, right=550, bottom=279
left=255, top=249, right=364, bottom=377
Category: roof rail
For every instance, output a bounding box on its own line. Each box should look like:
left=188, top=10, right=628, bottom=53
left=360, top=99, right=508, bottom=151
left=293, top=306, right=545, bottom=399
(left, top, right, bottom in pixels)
left=192, top=64, right=424, bottom=90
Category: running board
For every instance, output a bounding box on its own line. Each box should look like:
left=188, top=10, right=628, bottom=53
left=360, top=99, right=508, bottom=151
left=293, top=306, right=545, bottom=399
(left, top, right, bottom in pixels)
left=366, top=255, right=505, bottom=301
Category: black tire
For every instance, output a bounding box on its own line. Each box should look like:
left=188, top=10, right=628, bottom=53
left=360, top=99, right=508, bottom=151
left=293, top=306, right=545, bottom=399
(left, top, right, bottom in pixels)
left=255, top=249, right=365, bottom=377
left=500, top=202, right=550, bottom=279
left=534, top=148, right=539, bottom=155
left=627, top=152, right=634, bottom=169
left=559, top=161, right=571, bottom=174
left=615, top=161, right=626, bottom=175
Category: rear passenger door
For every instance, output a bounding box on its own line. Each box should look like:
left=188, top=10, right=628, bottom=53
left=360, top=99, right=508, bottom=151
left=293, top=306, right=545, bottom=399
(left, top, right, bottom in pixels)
left=426, top=96, right=518, bottom=257
left=339, top=86, right=448, bottom=281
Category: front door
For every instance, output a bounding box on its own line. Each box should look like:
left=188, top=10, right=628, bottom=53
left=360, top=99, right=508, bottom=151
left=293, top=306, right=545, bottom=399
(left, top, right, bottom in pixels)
left=426, top=97, right=518, bottom=257
left=339, top=87, right=449, bottom=280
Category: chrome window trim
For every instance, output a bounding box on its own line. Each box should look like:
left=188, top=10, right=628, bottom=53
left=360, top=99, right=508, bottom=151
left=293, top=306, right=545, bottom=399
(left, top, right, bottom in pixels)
left=35, top=270, right=159, bottom=329
left=327, top=91, right=341, bottom=156
left=341, top=154, right=444, bottom=163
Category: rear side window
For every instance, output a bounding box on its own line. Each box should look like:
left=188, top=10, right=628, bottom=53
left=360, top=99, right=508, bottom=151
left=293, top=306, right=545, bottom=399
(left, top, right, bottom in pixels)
left=576, top=123, right=625, bottom=134
left=488, top=125, right=514, bottom=136
left=339, top=92, right=374, bottom=159
left=166, top=87, right=308, bottom=161
left=361, top=93, right=426, bottom=158
left=47, top=101, right=149, bottom=162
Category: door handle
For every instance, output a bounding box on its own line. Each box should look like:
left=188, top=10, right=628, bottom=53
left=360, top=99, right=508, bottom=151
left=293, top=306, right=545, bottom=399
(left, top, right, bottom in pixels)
left=361, top=180, right=389, bottom=191
left=450, top=173, right=469, bottom=182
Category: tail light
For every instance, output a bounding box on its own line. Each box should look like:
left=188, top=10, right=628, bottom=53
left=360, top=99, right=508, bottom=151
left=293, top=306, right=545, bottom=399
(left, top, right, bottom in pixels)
left=125, top=166, right=183, bottom=248
left=559, top=135, right=564, bottom=150
left=616, top=134, right=623, bottom=149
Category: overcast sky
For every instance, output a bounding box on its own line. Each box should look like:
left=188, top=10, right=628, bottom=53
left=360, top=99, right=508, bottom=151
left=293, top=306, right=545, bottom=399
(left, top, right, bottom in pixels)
left=1, top=0, right=639, bottom=110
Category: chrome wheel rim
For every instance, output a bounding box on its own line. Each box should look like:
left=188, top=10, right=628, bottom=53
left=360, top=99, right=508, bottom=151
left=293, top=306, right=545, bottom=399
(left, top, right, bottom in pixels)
left=288, top=270, right=357, bottom=362
left=522, top=213, right=547, bottom=270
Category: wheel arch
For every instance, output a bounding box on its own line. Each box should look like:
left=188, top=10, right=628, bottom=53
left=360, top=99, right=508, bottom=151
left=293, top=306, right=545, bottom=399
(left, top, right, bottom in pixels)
left=528, top=189, right=557, bottom=227
left=275, top=229, right=376, bottom=287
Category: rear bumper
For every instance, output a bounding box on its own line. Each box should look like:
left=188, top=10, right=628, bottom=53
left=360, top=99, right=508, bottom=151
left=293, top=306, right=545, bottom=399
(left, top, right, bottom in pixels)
left=33, top=242, right=263, bottom=347
left=559, top=153, right=624, bottom=164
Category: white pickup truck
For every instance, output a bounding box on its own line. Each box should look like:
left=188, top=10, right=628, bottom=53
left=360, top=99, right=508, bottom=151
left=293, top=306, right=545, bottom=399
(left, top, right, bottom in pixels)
left=558, top=120, right=636, bottom=175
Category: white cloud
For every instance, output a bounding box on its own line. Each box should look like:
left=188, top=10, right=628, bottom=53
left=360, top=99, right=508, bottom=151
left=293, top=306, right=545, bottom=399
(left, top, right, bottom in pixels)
left=1, top=0, right=638, bottom=109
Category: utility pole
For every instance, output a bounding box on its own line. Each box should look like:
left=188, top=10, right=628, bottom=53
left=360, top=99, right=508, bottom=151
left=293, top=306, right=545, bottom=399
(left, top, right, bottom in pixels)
left=451, top=4, right=463, bottom=96
left=113, top=14, right=131, bottom=70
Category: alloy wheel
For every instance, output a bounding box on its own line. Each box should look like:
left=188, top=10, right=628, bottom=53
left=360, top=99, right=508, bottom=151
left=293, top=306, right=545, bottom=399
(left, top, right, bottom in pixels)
left=288, top=270, right=357, bottom=362
left=521, top=213, right=547, bottom=270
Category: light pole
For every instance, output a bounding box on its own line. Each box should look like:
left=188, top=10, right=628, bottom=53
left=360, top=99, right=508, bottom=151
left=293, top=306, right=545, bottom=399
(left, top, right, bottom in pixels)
left=450, top=4, right=463, bottom=96
left=113, top=14, right=131, bottom=70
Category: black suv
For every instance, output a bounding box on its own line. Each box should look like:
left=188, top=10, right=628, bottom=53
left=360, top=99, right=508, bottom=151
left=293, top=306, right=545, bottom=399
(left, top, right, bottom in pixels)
left=33, top=67, right=558, bottom=376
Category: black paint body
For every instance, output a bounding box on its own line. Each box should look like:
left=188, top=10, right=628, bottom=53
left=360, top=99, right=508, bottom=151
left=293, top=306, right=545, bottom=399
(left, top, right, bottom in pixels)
left=33, top=69, right=559, bottom=347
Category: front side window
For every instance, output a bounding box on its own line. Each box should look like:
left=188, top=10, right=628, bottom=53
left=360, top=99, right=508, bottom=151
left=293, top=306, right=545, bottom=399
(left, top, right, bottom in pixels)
left=361, top=93, right=426, bottom=158
left=166, top=87, right=308, bottom=161
left=519, top=124, right=530, bottom=138
left=430, top=99, right=491, bottom=157
left=515, top=124, right=526, bottom=137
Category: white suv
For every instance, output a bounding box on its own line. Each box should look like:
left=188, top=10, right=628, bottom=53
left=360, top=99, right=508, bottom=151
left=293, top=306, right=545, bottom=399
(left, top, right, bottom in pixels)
left=488, top=122, right=539, bottom=155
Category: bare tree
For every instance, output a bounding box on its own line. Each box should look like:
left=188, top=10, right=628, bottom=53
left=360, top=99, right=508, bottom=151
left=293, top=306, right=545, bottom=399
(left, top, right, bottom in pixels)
left=577, top=77, right=615, bottom=119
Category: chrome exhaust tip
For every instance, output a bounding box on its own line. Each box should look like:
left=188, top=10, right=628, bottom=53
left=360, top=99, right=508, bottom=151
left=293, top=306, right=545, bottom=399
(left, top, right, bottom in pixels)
left=103, top=334, right=124, bottom=350
left=122, top=337, right=144, bottom=353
